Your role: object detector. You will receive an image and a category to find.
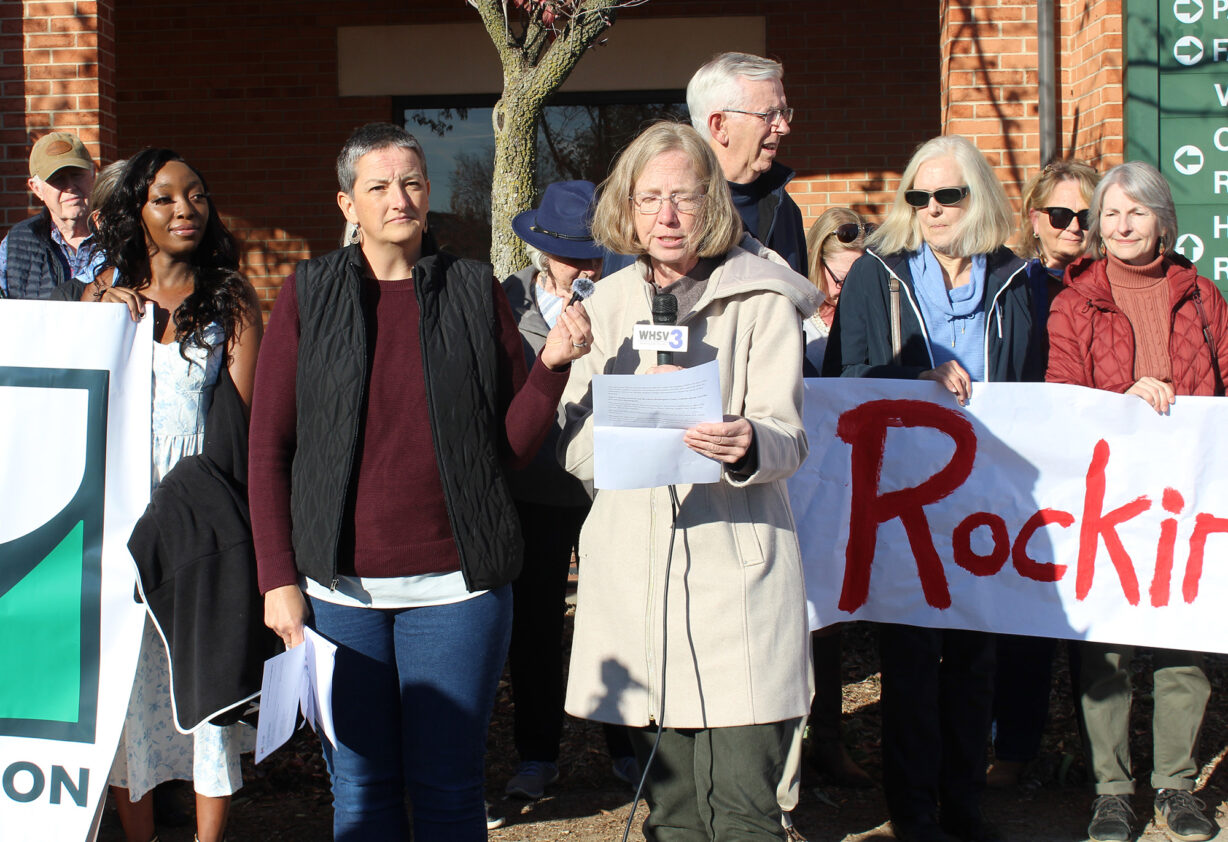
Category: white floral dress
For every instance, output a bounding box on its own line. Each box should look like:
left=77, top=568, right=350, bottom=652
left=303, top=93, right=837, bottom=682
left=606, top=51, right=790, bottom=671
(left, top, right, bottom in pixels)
left=109, top=324, right=251, bottom=800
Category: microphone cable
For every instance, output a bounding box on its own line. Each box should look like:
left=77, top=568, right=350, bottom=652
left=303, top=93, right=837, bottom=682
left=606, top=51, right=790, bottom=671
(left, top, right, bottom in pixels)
left=621, top=483, right=681, bottom=842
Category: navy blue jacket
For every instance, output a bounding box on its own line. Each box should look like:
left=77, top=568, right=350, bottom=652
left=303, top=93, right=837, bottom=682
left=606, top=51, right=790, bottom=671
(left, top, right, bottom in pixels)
left=822, top=245, right=1043, bottom=383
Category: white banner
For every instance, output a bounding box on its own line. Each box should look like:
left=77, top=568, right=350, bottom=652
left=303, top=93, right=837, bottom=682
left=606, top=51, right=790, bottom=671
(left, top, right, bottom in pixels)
left=0, top=301, right=151, bottom=841
left=791, top=379, right=1228, bottom=653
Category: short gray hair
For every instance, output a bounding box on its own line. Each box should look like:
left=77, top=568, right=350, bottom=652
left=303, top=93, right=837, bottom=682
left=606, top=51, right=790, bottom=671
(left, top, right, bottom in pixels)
left=1086, top=161, right=1178, bottom=259
left=868, top=135, right=1014, bottom=258
left=687, top=52, right=783, bottom=141
left=336, top=123, right=428, bottom=195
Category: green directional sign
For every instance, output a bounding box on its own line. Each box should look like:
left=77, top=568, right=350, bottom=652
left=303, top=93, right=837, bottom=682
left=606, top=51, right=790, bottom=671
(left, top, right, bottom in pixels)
left=1127, top=0, right=1228, bottom=290
left=0, top=368, right=107, bottom=743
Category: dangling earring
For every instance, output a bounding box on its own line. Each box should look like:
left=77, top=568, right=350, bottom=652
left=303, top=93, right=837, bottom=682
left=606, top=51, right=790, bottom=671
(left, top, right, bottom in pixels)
left=1033, top=232, right=1040, bottom=239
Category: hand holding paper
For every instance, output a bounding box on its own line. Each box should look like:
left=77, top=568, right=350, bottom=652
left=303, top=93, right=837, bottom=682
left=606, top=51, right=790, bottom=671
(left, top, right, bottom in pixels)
left=254, top=627, right=337, bottom=763
left=593, top=360, right=723, bottom=489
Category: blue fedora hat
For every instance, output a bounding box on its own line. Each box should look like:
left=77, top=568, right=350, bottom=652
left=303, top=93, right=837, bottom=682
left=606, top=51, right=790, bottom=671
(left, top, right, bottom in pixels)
left=512, top=180, right=603, bottom=261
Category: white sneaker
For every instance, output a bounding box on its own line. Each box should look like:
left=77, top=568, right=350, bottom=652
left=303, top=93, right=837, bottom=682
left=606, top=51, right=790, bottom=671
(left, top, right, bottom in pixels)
left=485, top=800, right=505, bottom=830
left=505, top=760, right=559, bottom=800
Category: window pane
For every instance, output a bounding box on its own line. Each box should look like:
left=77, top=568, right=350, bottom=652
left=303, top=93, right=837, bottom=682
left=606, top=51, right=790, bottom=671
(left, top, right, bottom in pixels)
left=402, top=98, right=688, bottom=263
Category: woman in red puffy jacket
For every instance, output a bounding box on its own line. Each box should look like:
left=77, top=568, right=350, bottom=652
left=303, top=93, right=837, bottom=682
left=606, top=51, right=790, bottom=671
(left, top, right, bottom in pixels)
left=1046, top=161, right=1228, bottom=842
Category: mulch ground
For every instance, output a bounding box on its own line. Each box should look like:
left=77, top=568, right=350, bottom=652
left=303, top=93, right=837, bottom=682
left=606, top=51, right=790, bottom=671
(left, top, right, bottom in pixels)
left=99, top=620, right=1228, bottom=841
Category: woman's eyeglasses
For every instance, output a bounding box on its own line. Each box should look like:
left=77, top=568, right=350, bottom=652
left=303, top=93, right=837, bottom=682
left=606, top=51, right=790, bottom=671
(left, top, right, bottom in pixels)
left=1040, top=206, right=1090, bottom=231
left=903, top=186, right=970, bottom=208
left=832, top=221, right=877, bottom=244
left=631, top=193, right=706, bottom=215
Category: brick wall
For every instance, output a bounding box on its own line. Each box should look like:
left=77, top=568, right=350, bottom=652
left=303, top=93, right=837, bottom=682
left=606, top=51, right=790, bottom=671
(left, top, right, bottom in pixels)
left=113, top=0, right=423, bottom=308
left=109, top=0, right=943, bottom=304
left=2, top=1, right=1127, bottom=302
left=938, top=0, right=1124, bottom=211
left=1061, top=0, right=1124, bottom=166
left=1, top=0, right=114, bottom=230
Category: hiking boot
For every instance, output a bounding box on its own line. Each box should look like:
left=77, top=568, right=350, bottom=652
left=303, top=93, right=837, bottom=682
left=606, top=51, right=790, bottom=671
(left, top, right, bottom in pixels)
left=1087, top=794, right=1135, bottom=842
left=505, top=760, right=559, bottom=800
left=1154, top=789, right=1216, bottom=842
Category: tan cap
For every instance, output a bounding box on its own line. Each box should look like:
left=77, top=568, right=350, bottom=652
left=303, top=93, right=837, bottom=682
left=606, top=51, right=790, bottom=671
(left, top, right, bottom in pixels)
left=29, top=132, right=94, bottom=182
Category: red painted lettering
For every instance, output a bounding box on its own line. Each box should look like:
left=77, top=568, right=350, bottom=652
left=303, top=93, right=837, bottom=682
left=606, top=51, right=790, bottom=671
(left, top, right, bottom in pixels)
left=1011, top=509, right=1074, bottom=582
left=952, top=512, right=1010, bottom=576
left=1150, top=488, right=1185, bottom=607
left=1182, top=512, right=1228, bottom=603
left=1075, top=439, right=1151, bottom=604
left=835, top=400, right=977, bottom=611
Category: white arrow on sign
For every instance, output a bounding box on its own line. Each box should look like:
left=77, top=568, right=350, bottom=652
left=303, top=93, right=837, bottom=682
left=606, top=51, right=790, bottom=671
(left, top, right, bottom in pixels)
left=1176, top=233, right=1205, bottom=262
left=1174, top=0, right=1204, bottom=24
left=1175, top=35, right=1205, bottom=65
left=1174, top=144, right=1205, bottom=175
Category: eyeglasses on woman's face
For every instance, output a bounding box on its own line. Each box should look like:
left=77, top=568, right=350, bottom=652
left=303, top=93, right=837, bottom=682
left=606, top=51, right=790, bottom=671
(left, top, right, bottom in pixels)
left=631, top=193, right=706, bottom=215
left=903, top=186, right=970, bottom=208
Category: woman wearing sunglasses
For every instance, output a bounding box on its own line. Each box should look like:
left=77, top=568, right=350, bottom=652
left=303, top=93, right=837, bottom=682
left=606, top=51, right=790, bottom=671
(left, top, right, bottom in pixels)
left=825, top=135, right=1044, bottom=842
left=801, top=208, right=874, bottom=376
left=1019, top=160, right=1101, bottom=353
left=985, top=159, right=1101, bottom=792
left=1047, top=162, right=1228, bottom=842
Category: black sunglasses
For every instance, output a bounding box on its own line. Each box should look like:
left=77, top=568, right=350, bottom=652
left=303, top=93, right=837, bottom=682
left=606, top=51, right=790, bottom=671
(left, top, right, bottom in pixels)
left=833, top=221, right=877, bottom=244
left=1040, top=206, right=1090, bottom=231
left=903, top=186, right=969, bottom=208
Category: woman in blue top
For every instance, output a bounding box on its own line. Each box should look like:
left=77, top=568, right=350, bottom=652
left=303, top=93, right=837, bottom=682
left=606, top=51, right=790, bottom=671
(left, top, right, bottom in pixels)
left=825, top=134, right=1042, bottom=842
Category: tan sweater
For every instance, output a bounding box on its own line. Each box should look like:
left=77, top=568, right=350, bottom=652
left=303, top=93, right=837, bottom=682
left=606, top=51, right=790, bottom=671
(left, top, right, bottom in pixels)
left=1107, top=253, right=1171, bottom=382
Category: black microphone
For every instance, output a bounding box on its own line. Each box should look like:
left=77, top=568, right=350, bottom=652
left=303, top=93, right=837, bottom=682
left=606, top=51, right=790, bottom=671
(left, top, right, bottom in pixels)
left=567, top=276, right=595, bottom=308
left=652, top=293, right=678, bottom=366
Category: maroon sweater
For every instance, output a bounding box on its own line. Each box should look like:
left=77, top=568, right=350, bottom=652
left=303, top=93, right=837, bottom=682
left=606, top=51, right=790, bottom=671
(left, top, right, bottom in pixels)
left=249, top=271, right=570, bottom=594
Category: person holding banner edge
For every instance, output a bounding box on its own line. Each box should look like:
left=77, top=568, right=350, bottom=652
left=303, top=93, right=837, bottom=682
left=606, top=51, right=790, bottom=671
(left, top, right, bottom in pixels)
left=89, top=148, right=263, bottom=842
left=557, top=121, right=820, bottom=840
left=824, top=134, right=1043, bottom=842
left=1046, top=161, right=1228, bottom=842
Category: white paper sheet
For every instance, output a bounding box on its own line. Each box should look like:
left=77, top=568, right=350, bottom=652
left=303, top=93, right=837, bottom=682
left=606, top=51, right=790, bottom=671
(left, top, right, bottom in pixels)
left=254, top=627, right=338, bottom=763
left=592, top=361, right=723, bottom=489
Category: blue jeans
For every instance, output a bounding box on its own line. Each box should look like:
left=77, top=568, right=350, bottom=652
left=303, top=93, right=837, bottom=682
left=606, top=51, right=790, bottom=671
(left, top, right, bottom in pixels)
left=309, top=586, right=512, bottom=842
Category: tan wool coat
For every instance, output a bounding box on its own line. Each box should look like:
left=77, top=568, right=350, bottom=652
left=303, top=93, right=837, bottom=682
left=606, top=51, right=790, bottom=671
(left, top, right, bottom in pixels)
left=558, top=246, right=822, bottom=729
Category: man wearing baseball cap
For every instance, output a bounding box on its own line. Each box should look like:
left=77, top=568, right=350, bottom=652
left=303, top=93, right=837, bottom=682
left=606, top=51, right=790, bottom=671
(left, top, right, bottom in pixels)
left=0, top=131, right=98, bottom=299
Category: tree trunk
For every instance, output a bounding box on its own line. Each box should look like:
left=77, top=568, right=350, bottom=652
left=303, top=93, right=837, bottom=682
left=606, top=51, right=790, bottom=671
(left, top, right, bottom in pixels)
left=489, top=94, right=540, bottom=279
left=471, top=0, right=619, bottom=279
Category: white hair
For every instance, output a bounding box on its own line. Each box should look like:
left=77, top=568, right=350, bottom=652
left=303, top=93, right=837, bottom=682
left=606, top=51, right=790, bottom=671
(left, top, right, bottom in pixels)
left=687, top=52, right=783, bottom=141
left=523, top=243, right=551, bottom=274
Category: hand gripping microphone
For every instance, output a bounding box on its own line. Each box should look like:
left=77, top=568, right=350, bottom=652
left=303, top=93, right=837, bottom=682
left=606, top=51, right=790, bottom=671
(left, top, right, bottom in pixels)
left=652, top=293, right=678, bottom=366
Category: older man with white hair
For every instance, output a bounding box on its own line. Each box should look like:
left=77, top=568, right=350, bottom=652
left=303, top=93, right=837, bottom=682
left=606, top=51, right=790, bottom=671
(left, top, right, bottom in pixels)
left=688, top=51, right=806, bottom=274
left=0, top=131, right=98, bottom=299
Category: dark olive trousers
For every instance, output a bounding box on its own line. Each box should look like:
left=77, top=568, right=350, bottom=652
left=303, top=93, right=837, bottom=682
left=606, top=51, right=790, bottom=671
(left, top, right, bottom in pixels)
left=626, top=719, right=798, bottom=841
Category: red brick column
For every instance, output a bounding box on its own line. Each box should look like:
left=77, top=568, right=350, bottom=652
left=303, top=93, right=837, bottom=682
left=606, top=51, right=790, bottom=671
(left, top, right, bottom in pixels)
left=938, top=0, right=1124, bottom=220
left=1060, top=0, right=1124, bottom=168
left=940, top=0, right=1041, bottom=200
left=1, top=1, right=115, bottom=230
